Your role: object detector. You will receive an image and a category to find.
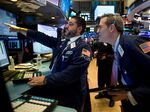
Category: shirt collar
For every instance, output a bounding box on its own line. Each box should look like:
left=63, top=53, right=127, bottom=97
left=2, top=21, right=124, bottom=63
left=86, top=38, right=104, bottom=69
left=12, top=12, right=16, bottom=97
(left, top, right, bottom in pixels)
left=114, top=35, right=120, bottom=52
left=68, top=35, right=81, bottom=45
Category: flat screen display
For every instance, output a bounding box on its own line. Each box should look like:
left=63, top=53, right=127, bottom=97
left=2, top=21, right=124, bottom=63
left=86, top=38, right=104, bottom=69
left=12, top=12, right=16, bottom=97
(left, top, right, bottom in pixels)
left=69, top=10, right=77, bottom=17
left=0, top=8, right=17, bottom=36
left=59, top=0, right=71, bottom=18
left=94, top=5, right=115, bottom=20
left=33, top=24, right=57, bottom=54
left=0, top=40, right=9, bottom=68
left=83, top=32, right=98, bottom=38
left=7, top=39, right=21, bottom=51
left=38, top=24, right=57, bottom=37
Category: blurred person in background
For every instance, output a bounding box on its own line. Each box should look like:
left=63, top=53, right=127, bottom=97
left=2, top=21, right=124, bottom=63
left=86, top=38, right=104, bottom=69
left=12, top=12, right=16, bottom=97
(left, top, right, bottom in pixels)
left=92, top=42, right=114, bottom=107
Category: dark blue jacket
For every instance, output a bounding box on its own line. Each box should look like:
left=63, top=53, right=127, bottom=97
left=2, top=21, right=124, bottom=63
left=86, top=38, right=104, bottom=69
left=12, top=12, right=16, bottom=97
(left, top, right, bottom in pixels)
left=118, top=35, right=150, bottom=112
left=27, top=30, right=92, bottom=112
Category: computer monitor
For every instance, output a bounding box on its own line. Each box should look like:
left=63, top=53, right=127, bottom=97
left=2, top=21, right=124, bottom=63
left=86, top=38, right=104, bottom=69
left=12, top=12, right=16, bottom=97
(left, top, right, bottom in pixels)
left=0, top=39, right=13, bottom=111
left=0, top=39, right=9, bottom=69
left=33, top=24, right=57, bottom=54
left=83, top=32, right=98, bottom=39
left=0, top=8, right=17, bottom=36
left=7, top=39, right=22, bottom=51
left=69, top=9, right=77, bottom=17
left=0, top=40, right=13, bottom=112
left=94, top=5, right=115, bottom=20
left=59, top=0, right=71, bottom=18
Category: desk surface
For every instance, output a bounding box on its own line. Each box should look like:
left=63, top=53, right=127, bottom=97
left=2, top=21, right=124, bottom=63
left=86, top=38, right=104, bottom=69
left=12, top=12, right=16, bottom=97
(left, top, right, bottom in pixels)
left=6, top=62, right=77, bottom=112
left=6, top=62, right=51, bottom=100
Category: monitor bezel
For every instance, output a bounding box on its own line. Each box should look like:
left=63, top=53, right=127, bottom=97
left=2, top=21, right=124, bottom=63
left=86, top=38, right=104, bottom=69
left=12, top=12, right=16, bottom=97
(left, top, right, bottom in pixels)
left=0, top=39, right=10, bottom=69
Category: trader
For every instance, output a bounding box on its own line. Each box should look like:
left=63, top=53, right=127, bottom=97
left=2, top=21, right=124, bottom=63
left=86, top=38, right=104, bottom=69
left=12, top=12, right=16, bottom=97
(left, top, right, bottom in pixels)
left=92, top=42, right=114, bottom=107
left=96, top=13, right=150, bottom=112
left=7, top=16, right=92, bottom=112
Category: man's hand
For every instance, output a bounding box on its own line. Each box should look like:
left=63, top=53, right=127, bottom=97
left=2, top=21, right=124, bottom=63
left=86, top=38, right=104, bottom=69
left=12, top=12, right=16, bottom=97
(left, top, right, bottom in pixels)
left=28, top=76, right=46, bottom=86
left=108, top=90, right=128, bottom=101
left=4, top=23, right=28, bottom=33
left=4, top=23, right=21, bottom=32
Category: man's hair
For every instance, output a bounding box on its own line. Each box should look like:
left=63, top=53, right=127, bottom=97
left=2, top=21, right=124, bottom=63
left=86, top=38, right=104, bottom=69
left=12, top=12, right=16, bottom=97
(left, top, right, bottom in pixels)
left=71, top=16, right=86, bottom=34
left=100, top=13, right=124, bottom=34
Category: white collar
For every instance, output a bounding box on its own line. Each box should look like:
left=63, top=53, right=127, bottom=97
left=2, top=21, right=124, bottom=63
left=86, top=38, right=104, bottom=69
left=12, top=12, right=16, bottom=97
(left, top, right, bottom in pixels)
left=68, top=35, right=81, bottom=45
left=114, top=35, right=120, bottom=52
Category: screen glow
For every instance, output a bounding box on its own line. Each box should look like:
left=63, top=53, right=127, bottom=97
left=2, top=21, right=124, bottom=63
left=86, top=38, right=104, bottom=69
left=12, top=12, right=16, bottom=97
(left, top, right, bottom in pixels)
left=94, top=5, right=115, bottom=20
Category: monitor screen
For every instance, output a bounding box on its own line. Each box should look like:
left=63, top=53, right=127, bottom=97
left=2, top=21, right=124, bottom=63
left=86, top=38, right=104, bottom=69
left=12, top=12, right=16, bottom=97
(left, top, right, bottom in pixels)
left=0, top=8, right=17, bottom=36
left=38, top=24, right=57, bottom=37
left=94, top=5, right=115, bottom=20
left=59, top=0, right=71, bottom=18
left=33, top=24, right=57, bottom=54
left=69, top=9, right=77, bottom=17
left=83, top=32, right=98, bottom=39
left=7, top=39, right=22, bottom=51
left=0, top=40, right=9, bottom=68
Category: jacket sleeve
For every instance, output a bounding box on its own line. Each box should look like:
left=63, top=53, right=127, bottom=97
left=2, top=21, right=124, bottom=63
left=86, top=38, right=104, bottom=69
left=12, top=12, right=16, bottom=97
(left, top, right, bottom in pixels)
left=125, top=36, right=150, bottom=104
left=45, top=43, right=92, bottom=88
left=27, top=30, right=60, bottom=48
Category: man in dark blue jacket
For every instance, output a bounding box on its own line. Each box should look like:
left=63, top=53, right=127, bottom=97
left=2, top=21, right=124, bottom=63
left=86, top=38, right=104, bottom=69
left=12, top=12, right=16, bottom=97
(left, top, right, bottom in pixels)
left=7, top=16, right=92, bottom=112
left=92, top=42, right=115, bottom=107
left=96, top=13, right=150, bottom=112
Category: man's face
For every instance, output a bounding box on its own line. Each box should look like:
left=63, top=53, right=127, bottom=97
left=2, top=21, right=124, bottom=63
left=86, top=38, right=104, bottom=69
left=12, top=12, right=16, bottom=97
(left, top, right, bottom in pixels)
left=97, top=17, right=112, bottom=44
left=63, top=18, right=78, bottom=39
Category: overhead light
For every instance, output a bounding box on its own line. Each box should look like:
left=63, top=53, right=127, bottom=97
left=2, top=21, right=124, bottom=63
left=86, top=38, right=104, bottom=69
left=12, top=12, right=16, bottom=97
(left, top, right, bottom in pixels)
left=11, top=0, right=17, bottom=1
left=51, top=17, right=55, bottom=19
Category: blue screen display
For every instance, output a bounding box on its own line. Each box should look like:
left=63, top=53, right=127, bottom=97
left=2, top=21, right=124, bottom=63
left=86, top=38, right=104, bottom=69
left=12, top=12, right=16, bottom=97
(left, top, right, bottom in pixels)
left=0, top=8, right=17, bottom=36
left=59, top=0, right=70, bottom=18
left=83, top=32, right=98, bottom=38
left=70, top=10, right=77, bottom=17
left=0, top=40, right=9, bottom=68
left=7, top=39, right=21, bottom=50
left=139, top=30, right=150, bottom=38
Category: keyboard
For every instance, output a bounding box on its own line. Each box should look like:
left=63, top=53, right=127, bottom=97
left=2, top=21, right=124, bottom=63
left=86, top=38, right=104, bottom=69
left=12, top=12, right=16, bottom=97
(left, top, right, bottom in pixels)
left=12, top=95, right=58, bottom=112
left=12, top=71, right=42, bottom=84
left=2, top=70, right=20, bottom=82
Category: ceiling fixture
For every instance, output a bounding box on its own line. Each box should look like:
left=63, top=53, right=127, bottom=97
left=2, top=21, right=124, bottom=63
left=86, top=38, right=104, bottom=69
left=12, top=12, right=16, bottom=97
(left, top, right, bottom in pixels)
left=51, top=17, right=55, bottom=19
left=11, top=0, right=17, bottom=2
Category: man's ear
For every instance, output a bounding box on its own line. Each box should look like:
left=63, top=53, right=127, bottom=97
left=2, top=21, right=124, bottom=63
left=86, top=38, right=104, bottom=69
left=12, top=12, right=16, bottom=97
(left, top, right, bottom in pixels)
left=109, top=24, right=116, bottom=32
left=78, top=26, right=82, bottom=32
